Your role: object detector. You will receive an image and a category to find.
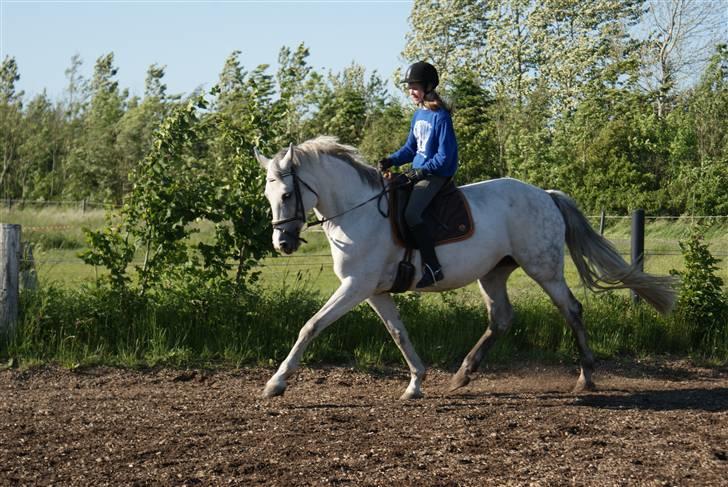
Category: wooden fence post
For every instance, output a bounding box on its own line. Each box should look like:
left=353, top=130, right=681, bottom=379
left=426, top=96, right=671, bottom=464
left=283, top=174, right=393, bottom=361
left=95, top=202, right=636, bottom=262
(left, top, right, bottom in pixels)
left=0, top=224, right=21, bottom=336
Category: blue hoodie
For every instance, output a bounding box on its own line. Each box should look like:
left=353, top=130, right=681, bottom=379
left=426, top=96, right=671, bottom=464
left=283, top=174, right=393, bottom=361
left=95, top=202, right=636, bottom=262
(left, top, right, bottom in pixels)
left=389, top=107, right=458, bottom=177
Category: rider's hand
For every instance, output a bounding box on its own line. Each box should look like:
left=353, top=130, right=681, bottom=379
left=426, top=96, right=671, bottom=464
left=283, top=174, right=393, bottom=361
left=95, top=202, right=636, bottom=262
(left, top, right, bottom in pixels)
left=378, top=158, right=394, bottom=172
left=405, top=168, right=426, bottom=182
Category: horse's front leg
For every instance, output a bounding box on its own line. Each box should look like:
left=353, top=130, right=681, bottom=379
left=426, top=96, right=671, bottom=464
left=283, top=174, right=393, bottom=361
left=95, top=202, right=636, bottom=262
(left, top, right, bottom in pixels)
left=262, top=278, right=373, bottom=398
left=367, top=293, right=426, bottom=399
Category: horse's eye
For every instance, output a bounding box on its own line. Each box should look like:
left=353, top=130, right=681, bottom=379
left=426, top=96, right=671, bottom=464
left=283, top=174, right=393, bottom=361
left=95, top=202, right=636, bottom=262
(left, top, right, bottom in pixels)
left=282, top=192, right=292, bottom=200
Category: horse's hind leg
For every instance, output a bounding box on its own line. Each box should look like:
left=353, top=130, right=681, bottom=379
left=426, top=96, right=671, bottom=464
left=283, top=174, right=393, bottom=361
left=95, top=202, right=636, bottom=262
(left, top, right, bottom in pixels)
left=539, top=278, right=596, bottom=392
left=450, top=262, right=517, bottom=392
left=367, top=293, right=426, bottom=399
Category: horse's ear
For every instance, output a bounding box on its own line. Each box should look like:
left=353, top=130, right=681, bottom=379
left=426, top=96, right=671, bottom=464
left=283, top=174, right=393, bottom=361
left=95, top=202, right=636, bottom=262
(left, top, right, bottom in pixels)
left=254, top=147, right=270, bottom=170
left=282, top=143, right=295, bottom=168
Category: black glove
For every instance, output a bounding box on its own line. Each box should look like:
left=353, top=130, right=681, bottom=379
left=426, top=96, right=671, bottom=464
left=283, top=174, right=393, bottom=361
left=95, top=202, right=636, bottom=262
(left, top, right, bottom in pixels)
left=378, top=158, right=394, bottom=172
left=405, top=168, right=426, bottom=182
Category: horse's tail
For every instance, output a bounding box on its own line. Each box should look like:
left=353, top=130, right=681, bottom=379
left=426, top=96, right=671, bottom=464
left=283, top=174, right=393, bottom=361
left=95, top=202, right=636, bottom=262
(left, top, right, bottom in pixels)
left=547, top=190, right=676, bottom=315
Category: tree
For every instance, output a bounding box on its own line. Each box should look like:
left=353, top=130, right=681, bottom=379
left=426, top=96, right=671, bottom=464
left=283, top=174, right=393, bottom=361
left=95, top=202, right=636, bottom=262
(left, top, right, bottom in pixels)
left=402, top=0, right=482, bottom=89
left=304, top=63, right=388, bottom=147
left=63, top=53, right=89, bottom=122
left=359, top=99, right=411, bottom=164
left=528, top=0, right=644, bottom=116
left=216, top=50, right=246, bottom=114
left=64, top=53, right=127, bottom=201
left=144, top=63, right=168, bottom=100
left=83, top=89, right=273, bottom=295
left=18, top=92, right=66, bottom=199
left=667, top=44, right=728, bottom=215
left=276, top=44, right=313, bottom=143
left=116, top=64, right=174, bottom=195
left=448, top=69, right=500, bottom=182
left=0, top=56, right=25, bottom=197
left=639, top=0, right=725, bottom=118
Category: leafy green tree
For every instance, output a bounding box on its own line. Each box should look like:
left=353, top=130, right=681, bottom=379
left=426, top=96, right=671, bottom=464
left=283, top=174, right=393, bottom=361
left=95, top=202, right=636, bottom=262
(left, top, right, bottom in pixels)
left=216, top=50, right=246, bottom=113
left=304, top=64, right=387, bottom=147
left=402, top=0, right=481, bottom=88
left=63, top=53, right=89, bottom=122
left=448, top=69, right=500, bottom=182
left=276, top=44, right=313, bottom=143
left=546, top=85, right=665, bottom=213
left=83, top=76, right=274, bottom=294
left=64, top=53, right=127, bottom=201
left=18, top=92, right=66, bottom=199
left=116, top=64, right=175, bottom=195
left=528, top=0, right=644, bottom=116
left=0, top=56, right=24, bottom=197
left=359, top=99, right=411, bottom=164
left=667, top=44, right=728, bottom=215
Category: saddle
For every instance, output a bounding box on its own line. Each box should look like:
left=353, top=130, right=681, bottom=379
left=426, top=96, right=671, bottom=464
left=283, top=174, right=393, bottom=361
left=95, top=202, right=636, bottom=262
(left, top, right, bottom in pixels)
left=385, top=174, right=475, bottom=293
left=387, top=174, right=475, bottom=249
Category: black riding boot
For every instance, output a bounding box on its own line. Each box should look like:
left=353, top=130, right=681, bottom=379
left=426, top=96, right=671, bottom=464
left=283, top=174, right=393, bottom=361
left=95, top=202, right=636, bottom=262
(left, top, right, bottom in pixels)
left=410, top=223, right=444, bottom=288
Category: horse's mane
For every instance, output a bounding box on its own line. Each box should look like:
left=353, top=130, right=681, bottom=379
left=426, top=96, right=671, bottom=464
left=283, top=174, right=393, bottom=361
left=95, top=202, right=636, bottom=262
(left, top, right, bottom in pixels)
left=276, top=136, right=381, bottom=189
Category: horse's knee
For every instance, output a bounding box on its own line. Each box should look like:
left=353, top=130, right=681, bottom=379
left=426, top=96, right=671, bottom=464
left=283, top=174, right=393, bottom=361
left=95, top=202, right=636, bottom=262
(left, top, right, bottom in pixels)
left=297, top=322, right=317, bottom=342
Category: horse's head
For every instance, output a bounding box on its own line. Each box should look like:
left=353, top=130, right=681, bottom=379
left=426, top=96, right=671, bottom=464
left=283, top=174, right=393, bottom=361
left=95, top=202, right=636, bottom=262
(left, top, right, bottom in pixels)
left=256, top=144, right=318, bottom=254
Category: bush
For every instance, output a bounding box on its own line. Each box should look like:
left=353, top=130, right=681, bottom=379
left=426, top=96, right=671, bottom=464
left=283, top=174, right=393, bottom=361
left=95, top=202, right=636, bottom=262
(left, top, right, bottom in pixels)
left=671, top=229, right=728, bottom=356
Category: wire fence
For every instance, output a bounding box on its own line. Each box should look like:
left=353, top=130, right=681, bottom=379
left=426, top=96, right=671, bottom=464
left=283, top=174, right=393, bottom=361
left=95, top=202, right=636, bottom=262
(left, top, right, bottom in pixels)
left=1, top=199, right=121, bottom=212
left=4, top=206, right=728, bottom=269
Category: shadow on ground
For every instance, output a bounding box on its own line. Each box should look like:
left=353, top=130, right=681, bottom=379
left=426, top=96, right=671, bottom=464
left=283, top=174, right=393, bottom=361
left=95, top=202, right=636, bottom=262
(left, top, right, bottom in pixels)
left=574, top=387, right=728, bottom=412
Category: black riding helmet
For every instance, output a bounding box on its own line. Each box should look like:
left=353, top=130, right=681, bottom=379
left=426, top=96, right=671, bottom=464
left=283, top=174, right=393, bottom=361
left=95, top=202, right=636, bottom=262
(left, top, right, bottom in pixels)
left=402, top=61, right=439, bottom=93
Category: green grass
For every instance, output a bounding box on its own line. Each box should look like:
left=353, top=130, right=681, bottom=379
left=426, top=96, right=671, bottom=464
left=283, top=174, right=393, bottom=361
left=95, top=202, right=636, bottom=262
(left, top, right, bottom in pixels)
left=3, top=277, right=725, bottom=370
left=1, top=208, right=726, bottom=369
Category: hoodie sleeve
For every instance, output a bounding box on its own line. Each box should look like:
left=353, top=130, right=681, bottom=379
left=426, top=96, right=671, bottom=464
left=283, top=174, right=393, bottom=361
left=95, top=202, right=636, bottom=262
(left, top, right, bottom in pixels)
left=419, top=111, right=457, bottom=175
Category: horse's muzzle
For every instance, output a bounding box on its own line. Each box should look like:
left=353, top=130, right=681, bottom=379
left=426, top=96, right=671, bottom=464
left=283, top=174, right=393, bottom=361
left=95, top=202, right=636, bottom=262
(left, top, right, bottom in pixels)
left=273, top=226, right=304, bottom=254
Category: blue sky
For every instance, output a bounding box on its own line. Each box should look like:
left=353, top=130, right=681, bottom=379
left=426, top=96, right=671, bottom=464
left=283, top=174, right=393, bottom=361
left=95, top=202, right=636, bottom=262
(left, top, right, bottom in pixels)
left=1, top=0, right=413, bottom=100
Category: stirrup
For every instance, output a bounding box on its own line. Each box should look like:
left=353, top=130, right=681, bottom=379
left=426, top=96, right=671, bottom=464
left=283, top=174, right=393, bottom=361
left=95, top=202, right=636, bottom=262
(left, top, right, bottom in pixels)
left=416, top=264, right=444, bottom=288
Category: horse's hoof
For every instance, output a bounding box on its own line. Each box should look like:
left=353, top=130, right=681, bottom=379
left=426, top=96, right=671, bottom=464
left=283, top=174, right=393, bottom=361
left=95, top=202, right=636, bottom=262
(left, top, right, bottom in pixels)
left=262, top=381, right=286, bottom=398
left=449, top=371, right=471, bottom=392
left=573, top=380, right=596, bottom=393
left=399, top=389, right=424, bottom=400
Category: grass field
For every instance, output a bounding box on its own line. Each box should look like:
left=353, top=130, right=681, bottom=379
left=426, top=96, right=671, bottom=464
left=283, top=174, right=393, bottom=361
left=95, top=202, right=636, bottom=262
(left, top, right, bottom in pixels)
left=1, top=206, right=727, bottom=368
left=4, top=207, right=726, bottom=294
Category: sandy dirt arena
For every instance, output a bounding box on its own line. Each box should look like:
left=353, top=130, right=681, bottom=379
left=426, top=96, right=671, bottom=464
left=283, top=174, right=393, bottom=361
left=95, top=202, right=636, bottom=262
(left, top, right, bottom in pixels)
left=1, top=360, right=727, bottom=486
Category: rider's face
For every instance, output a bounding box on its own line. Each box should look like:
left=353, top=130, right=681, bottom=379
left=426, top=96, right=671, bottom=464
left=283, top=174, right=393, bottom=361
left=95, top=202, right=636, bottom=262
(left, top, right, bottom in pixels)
left=408, top=82, right=425, bottom=104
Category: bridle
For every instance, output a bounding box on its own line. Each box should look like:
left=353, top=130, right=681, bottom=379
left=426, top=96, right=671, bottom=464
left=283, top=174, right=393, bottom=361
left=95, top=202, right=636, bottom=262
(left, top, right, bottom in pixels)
left=270, top=167, right=319, bottom=244
left=270, top=165, right=396, bottom=244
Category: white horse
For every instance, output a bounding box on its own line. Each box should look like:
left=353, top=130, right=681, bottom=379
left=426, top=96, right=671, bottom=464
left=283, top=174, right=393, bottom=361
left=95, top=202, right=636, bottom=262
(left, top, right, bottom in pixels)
left=255, top=136, right=675, bottom=400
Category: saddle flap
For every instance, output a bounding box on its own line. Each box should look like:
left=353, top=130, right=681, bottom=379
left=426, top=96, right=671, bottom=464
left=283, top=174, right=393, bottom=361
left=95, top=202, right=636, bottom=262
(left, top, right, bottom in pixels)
left=388, top=175, right=475, bottom=249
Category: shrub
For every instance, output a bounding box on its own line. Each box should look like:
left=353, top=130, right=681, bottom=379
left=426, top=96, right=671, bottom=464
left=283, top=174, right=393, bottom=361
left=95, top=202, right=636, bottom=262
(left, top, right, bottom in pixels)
left=671, top=228, right=728, bottom=356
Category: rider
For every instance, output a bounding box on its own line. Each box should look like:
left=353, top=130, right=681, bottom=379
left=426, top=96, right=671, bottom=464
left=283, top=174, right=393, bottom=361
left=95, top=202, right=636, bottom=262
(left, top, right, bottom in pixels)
left=379, top=61, right=458, bottom=288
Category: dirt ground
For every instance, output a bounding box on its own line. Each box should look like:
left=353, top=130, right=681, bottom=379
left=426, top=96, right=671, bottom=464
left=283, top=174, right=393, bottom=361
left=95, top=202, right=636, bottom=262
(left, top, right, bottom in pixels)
left=1, top=360, right=727, bottom=486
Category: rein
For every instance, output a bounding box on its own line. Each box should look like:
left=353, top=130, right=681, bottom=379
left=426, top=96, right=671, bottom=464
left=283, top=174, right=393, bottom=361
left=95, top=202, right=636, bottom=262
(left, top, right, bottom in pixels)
left=272, top=167, right=402, bottom=243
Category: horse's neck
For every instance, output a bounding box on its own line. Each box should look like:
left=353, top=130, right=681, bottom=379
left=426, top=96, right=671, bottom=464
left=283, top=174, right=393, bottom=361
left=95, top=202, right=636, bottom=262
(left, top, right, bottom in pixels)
left=306, top=156, right=380, bottom=221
